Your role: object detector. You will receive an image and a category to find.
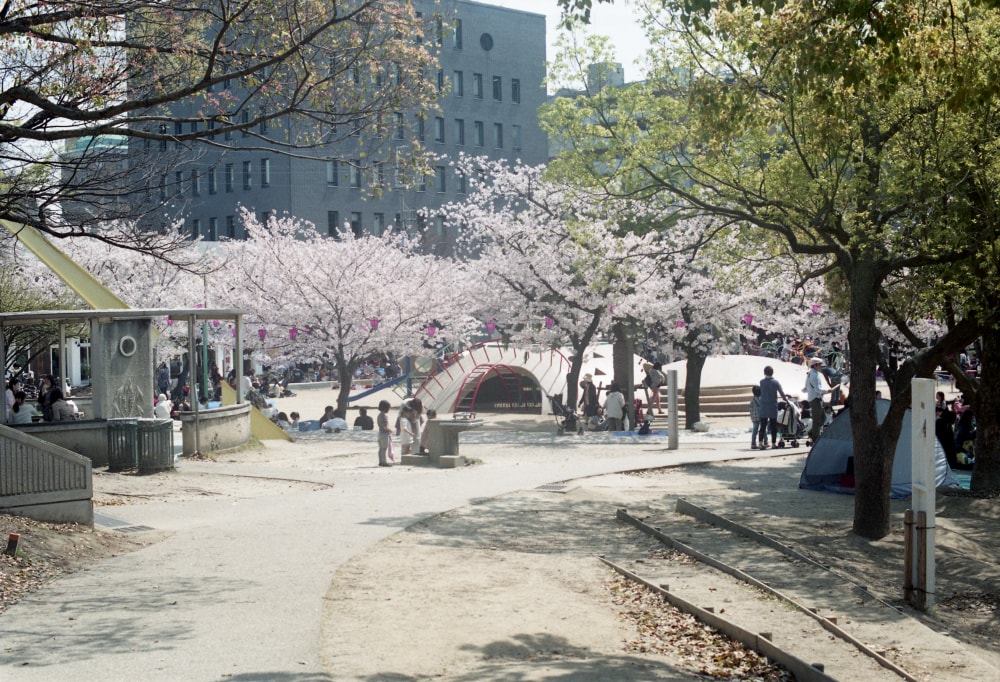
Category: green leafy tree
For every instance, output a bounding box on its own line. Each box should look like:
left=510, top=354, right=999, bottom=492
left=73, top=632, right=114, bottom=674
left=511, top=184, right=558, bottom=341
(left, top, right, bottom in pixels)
left=550, top=0, right=996, bottom=538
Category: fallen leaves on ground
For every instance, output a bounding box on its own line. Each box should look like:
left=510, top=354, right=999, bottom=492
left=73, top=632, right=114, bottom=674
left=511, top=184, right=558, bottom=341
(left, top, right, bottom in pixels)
left=609, top=574, right=793, bottom=681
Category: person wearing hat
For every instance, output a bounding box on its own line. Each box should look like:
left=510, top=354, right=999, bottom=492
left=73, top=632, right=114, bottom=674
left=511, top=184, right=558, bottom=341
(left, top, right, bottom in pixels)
left=578, top=373, right=600, bottom=419
left=804, top=357, right=834, bottom=444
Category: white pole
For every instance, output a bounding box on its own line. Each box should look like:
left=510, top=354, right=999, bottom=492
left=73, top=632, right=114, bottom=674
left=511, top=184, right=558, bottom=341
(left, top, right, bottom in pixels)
left=667, top=369, right=679, bottom=450
left=910, top=377, right=936, bottom=611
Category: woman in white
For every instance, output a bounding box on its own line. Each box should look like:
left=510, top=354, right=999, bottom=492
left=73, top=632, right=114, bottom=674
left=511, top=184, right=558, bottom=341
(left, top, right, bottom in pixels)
left=154, top=393, right=173, bottom=419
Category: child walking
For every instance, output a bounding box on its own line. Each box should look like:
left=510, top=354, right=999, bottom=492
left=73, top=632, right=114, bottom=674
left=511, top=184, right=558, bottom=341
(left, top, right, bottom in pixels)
left=376, top=400, right=393, bottom=467
left=749, top=385, right=763, bottom=449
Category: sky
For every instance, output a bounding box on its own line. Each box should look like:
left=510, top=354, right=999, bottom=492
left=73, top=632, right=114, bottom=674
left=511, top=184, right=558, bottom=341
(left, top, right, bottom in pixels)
left=483, top=0, right=651, bottom=83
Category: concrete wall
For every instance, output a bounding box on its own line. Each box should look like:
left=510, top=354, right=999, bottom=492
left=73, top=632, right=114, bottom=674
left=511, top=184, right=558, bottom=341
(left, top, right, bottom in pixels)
left=90, top=318, right=154, bottom=419
left=0, top=425, right=93, bottom=526
left=14, top=421, right=112, bottom=468
left=179, top=403, right=252, bottom=455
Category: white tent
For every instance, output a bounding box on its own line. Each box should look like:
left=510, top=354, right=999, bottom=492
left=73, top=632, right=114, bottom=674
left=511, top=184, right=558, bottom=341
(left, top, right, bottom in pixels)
left=799, top=399, right=960, bottom=498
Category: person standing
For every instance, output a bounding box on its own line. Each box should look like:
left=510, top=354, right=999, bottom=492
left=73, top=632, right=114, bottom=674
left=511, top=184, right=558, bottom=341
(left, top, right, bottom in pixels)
left=749, top=385, right=762, bottom=449
left=376, top=400, right=393, bottom=467
left=603, top=383, right=626, bottom=432
left=804, top=357, right=833, bottom=444
left=578, top=374, right=599, bottom=419
left=758, top=366, right=788, bottom=449
left=37, top=375, right=56, bottom=422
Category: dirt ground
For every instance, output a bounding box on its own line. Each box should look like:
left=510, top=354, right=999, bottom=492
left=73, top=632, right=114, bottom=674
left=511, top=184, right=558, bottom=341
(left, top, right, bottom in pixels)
left=3, top=419, right=1000, bottom=680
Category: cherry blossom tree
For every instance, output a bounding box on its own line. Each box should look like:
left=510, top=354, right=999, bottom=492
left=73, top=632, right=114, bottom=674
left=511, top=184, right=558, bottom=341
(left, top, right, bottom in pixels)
left=444, top=157, right=661, bottom=407
left=217, top=208, right=479, bottom=413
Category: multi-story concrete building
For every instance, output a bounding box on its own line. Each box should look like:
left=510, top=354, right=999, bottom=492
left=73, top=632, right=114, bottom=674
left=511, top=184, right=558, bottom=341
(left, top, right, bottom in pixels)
left=134, top=0, right=547, bottom=254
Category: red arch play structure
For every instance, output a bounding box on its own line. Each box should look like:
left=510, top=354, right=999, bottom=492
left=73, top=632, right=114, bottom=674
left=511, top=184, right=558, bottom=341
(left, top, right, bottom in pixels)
left=452, top=363, right=528, bottom=413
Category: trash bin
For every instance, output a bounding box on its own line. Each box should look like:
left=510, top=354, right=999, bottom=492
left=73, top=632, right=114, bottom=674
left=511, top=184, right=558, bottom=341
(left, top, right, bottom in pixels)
left=137, top=418, right=174, bottom=474
left=106, top=418, right=138, bottom=472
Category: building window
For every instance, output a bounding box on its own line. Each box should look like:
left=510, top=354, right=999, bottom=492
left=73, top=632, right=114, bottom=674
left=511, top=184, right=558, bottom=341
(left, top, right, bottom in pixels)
left=436, top=16, right=443, bottom=45
left=415, top=11, right=422, bottom=44
left=350, top=162, right=362, bottom=188
left=454, top=119, right=465, bottom=145
left=192, top=218, right=201, bottom=238
left=434, top=116, right=445, bottom=143
left=376, top=163, right=386, bottom=188
left=350, top=211, right=363, bottom=237
left=208, top=217, right=218, bottom=241
left=207, top=168, right=217, bottom=195
left=191, top=169, right=200, bottom=196
left=436, top=69, right=444, bottom=91
left=511, top=78, right=521, bottom=104
left=453, top=70, right=463, bottom=97
left=418, top=174, right=427, bottom=192
left=159, top=124, right=168, bottom=151
left=159, top=175, right=167, bottom=201
left=226, top=215, right=236, bottom=239
left=512, top=124, right=522, bottom=151
left=175, top=170, right=184, bottom=195
left=473, top=73, right=483, bottom=99
left=242, top=160, right=252, bottom=190
left=373, top=213, right=385, bottom=236
left=241, top=110, right=250, bottom=137
left=173, top=122, right=182, bottom=149
left=417, top=116, right=425, bottom=142
left=456, top=171, right=467, bottom=194
left=207, top=119, right=216, bottom=139
left=395, top=112, right=405, bottom=139
left=260, top=158, right=270, bottom=187
left=190, top=120, right=199, bottom=135
left=493, top=122, right=503, bottom=149
left=224, top=164, right=234, bottom=192
left=435, top=166, right=446, bottom=193
left=453, top=18, right=463, bottom=49
left=433, top=216, right=445, bottom=238
left=326, top=159, right=339, bottom=186
left=474, top=120, right=484, bottom=147
left=259, top=113, right=268, bottom=135
left=492, top=75, right=502, bottom=102
left=327, top=211, right=340, bottom=237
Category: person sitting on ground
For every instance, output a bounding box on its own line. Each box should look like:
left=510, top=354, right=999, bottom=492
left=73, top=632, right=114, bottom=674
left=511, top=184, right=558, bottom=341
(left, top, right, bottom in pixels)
left=289, top=411, right=300, bottom=429
left=153, top=393, right=173, bottom=420
left=8, top=390, right=37, bottom=424
left=48, top=388, right=76, bottom=422
left=318, top=405, right=337, bottom=427
left=353, top=407, right=374, bottom=431
left=274, top=411, right=292, bottom=430
left=586, top=406, right=608, bottom=431
left=322, top=409, right=350, bottom=432
left=602, top=382, right=626, bottom=432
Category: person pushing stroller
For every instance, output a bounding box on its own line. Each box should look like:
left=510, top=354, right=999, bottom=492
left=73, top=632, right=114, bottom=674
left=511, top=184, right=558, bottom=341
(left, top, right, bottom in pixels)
left=758, top=365, right=788, bottom=449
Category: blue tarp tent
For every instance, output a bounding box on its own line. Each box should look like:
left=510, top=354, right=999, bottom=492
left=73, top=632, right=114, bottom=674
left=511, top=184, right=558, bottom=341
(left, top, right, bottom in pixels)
left=799, top=399, right=960, bottom=498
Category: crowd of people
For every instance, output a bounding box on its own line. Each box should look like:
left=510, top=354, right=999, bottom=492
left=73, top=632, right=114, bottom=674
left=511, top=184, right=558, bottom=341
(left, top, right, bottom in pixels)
left=935, top=391, right=976, bottom=470
left=5, top=374, right=80, bottom=424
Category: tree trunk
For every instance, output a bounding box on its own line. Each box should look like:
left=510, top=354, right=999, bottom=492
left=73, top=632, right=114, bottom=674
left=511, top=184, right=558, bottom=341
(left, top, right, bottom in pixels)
left=335, top=360, right=353, bottom=416
left=683, top=347, right=707, bottom=430
left=612, top=323, right=636, bottom=428
left=972, top=327, right=1000, bottom=491
left=850, top=261, right=894, bottom=540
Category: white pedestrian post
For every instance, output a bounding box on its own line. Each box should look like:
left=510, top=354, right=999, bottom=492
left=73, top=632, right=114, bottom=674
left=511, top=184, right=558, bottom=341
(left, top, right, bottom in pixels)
left=908, top=378, right=936, bottom=611
left=667, top=370, right=679, bottom=450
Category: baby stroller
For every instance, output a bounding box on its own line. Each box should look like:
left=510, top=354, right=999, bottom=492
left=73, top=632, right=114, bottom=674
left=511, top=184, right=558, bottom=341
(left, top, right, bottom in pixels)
left=775, top=399, right=809, bottom=448
left=549, top=394, right=584, bottom=435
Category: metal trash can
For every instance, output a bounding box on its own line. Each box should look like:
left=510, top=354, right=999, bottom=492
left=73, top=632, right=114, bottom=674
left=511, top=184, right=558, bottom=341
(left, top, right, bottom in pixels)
left=106, top=418, right=138, bottom=472
left=137, top=419, right=174, bottom=474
